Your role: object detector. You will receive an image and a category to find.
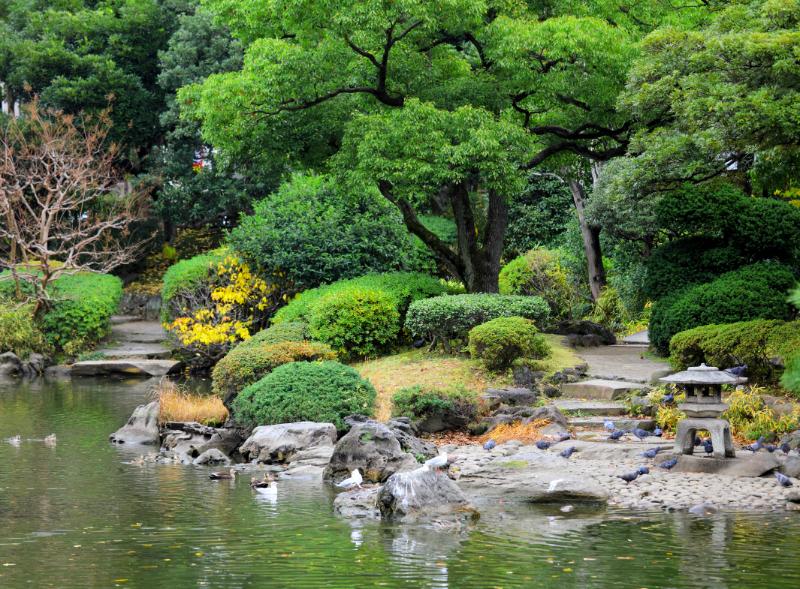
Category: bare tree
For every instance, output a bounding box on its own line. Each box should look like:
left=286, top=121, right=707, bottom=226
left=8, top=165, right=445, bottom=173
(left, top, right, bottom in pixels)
left=0, top=98, right=150, bottom=313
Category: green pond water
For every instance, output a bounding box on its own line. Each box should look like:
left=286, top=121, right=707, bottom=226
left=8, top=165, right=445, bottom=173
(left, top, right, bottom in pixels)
left=1, top=378, right=800, bottom=588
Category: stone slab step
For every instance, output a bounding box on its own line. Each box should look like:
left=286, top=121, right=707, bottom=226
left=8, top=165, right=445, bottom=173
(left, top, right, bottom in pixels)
left=552, top=399, right=627, bottom=416
left=110, top=315, right=142, bottom=325
left=71, top=359, right=182, bottom=378
left=110, top=322, right=167, bottom=344
left=560, top=379, right=648, bottom=400
left=95, top=344, right=172, bottom=360
left=568, top=415, right=656, bottom=432
left=622, top=329, right=650, bottom=345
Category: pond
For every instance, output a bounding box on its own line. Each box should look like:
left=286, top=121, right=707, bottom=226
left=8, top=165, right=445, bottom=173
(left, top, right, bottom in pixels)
left=1, top=378, right=799, bottom=589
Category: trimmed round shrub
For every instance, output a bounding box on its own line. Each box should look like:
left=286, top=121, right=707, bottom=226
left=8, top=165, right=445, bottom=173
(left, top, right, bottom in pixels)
left=405, top=294, right=550, bottom=350
left=468, top=316, right=550, bottom=371
left=211, top=340, right=337, bottom=402
left=650, top=262, right=796, bottom=354
left=309, top=287, right=400, bottom=359
left=238, top=321, right=309, bottom=350
left=232, top=361, right=377, bottom=429
left=499, top=248, right=575, bottom=319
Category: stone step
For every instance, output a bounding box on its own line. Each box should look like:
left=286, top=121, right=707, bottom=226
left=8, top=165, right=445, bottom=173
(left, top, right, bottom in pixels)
left=568, top=415, right=656, bottom=432
left=560, top=379, right=648, bottom=400
left=552, top=399, right=627, bottom=416
left=95, top=344, right=172, bottom=360
left=71, top=359, right=182, bottom=378
left=622, top=329, right=650, bottom=345
left=110, top=315, right=142, bottom=325
left=109, top=321, right=167, bottom=344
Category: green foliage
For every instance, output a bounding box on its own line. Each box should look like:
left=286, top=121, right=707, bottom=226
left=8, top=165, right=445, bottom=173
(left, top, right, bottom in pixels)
left=391, top=385, right=479, bottom=424
left=0, top=301, right=49, bottom=359
left=649, top=262, right=796, bottom=354
left=232, top=361, right=376, bottom=429
left=724, top=387, right=800, bottom=441
left=780, top=285, right=800, bottom=395
left=468, top=317, right=550, bottom=371
left=405, top=294, right=550, bottom=349
left=588, top=287, right=630, bottom=333
left=499, top=249, right=575, bottom=319
left=238, top=322, right=310, bottom=350
left=308, top=287, right=400, bottom=360
left=160, top=249, right=228, bottom=321
left=670, top=320, right=800, bottom=382
left=211, top=340, right=336, bottom=401
left=229, top=173, right=423, bottom=292
left=655, top=405, right=686, bottom=433
left=407, top=215, right=458, bottom=277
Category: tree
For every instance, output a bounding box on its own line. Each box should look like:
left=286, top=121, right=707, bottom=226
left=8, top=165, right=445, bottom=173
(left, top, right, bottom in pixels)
left=183, top=0, right=679, bottom=292
left=0, top=99, right=150, bottom=312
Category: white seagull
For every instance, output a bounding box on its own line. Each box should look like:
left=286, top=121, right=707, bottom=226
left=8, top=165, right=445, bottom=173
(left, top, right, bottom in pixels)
left=44, top=433, right=57, bottom=447
left=337, top=469, right=363, bottom=489
left=424, top=452, right=449, bottom=471
left=6, top=435, right=21, bottom=447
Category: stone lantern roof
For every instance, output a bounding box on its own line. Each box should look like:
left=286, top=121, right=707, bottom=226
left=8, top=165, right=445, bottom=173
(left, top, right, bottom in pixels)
left=659, top=363, right=739, bottom=386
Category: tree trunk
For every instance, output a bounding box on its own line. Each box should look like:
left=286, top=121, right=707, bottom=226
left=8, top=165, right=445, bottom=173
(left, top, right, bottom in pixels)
left=568, top=177, right=606, bottom=301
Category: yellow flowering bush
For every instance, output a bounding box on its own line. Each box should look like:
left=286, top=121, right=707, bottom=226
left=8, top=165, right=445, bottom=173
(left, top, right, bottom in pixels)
left=165, top=255, right=283, bottom=368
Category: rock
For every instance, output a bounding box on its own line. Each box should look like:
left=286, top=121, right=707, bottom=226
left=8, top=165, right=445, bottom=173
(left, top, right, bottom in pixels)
left=239, top=422, right=337, bottom=464
left=546, top=366, right=588, bottom=385
left=160, top=422, right=243, bottom=464
left=324, top=419, right=419, bottom=484
left=0, top=352, right=22, bottom=376
left=377, top=466, right=478, bottom=523
left=688, top=503, right=719, bottom=516
left=333, top=487, right=381, bottom=519
left=109, top=401, right=161, bottom=445
left=119, top=293, right=162, bottom=321
left=672, top=452, right=781, bottom=477
left=481, top=387, right=538, bottom=410
left=386, top=417, right=438, bottom=459
left=524, top=477, right=609, bottom=504
left=540, top=384, right=561, bottom=398
left=550, top=320, right=616, bottom=345
left=44, top=364, right=72, bottom=379
left=71, top=359, right=182, bottom=378
left=192, top=448, right=231, bottom=466
left=781, top=456, right=800, bottom=478
left=780, top=430, right=800, bottom=450
left=566, top=333, right=607, bottom=348
left=512, top=364, right=546, bottom=388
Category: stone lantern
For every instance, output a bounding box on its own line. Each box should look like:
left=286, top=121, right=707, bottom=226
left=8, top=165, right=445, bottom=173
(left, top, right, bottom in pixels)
left=660, top=364, right=740, bottom=459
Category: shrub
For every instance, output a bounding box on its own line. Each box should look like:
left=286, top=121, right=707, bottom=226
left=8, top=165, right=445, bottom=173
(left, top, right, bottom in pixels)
left=655, top=405, right=686, bottom=433
left=468, top=316, right=550, bottom=371
left=232, top=361, right=376, bottom=429
left=670, top=319, right=800, bottom=382
left=237, top=321, right=310, bottom=350
left=160, top=248, right=227, bottom=322
left=0, top=301, right=49, bottom=358
left=649, top=262, right=796, bottom=354
left=405, top=294, right=550, bottom=351
left=588, top=286, right=630, bottom=333
left=391, top=384, right=479, bottom=430
left=499, top=249, right=575, bottom=319
left=211, top=340, right=336, bottom=402
left=723, top=387, right=800, bottom=441
left=308, top=287, right=400, bottom=359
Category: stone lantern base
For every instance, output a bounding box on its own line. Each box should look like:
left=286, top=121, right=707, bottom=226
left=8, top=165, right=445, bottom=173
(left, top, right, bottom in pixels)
left=674, top=418, right=735, bottom=459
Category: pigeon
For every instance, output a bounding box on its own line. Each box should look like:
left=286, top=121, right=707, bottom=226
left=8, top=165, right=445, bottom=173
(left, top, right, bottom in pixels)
left=694, top=436, right=703, bottom=447
left=536, top=440, right=552, bottom=450
left=618, top=471, right=639, bottom=484
left=559, top=446, right=577, bottom=459
left=703, top=439, right=714, bottom=456
left=641, top=447, right=661, bottom=459
left=726, top=364, right=747, bottom=377
left=659, top=458, right=678, bottom=470
left=636, top=466, right=650, bottom=476
left=483, top=439, right=497, bottom=451
left=662, top=393, right=675, bottom=405
left=603, top=420, right=615, bottom=431
left=608, top=430, right=626, bottom=441
left=632, top=428, right=650, bottom=442
left=336, top=469, right=363, bottom=489
left=766, top=444, right=777, bottom=453
left=775, top=472, right=793, bottom=487
left=209, top=468, right=237, bottom=480
left=412, top=338, right=426, bottom=349
left=653, top=427, right=663, bottom=437
left=745, top=437, right=765, bottom=452
left=555, top=432, right=572, bottom=443
left=781, top=442, right=791, bottom=455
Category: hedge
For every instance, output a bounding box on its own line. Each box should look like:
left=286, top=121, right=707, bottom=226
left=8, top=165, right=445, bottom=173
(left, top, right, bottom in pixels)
left=649, top=262, right=796, bottom=354
left=0, top=300, right=49, bottom=359
left=232, top=361, right=376, bottom=429
left=405, top=294, right=550, bottom=350
left=468, top=316, right=550, bottom=371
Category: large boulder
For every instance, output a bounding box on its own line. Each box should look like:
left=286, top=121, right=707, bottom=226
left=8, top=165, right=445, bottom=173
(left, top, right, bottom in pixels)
left=386, top=417, right=438, bottom=460
left=333, top=487, right=381, bottom=519
left=481, top=387, right=538, bottom=411
left=239, top=422, right=337, bottom=464
left=377, top=467, right=478, bottom=523
left=524, top=477, right=609, bottom=504
left=481, top=405, right=569, bottom=433
left=0, top=352, right=22, bottom=377
left=109, top=401, right=161, bottom=445
left=323, top=419, right=419, bottom=484
left=160, top=422, right=244, bottom=464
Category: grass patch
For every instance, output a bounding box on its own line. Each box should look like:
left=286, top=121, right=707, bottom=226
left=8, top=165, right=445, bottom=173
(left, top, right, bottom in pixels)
left=155, top=380, right=229, bottom=426
left=519, top=334, right=583, bottom=375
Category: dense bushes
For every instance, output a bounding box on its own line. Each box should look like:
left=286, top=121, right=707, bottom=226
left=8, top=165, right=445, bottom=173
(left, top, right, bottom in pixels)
left=783, top=287, right=800, bottom=395
left=405, top=294, right=550, bottom=351
left=232, top=361, right=376, bottom=429
left=391, top=385, right=479, bottom=431
left=468, top=317, right=550, bottom=371
left=649, top=262, right=796, bottom=354
left=160, top=248, right=228, bottom=321
left=670, top=320, right=800, bottom=382
left=498, top=249, right=575, bottom=319
left=0, top=301, right=49, bottom=358
left=212, top=340, right=336, bottom=402
left=238, top=322, right=310, bottom=350
left=308, top=287, right=400, bottom=359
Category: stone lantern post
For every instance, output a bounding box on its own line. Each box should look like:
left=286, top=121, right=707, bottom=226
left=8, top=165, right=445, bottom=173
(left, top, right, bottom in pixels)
left=659, top=364, right=740, bottom=459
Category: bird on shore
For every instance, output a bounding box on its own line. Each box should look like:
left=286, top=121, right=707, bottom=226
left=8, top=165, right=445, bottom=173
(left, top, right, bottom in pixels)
left=636, top=466, right=650, bottom=476
left=424, top=453, right=450, bottom=471
left=618, top=471, right=639, bottom=484
left=726, top=364, right=747, bottom=377
left=653, top=427, right=663, bottom=437
left=555, top=432, right=571, bottom=443
left=209, top=468, right=237, bottom=480
left=43, top=433, right=57, bottom=447
left=641, top=447, right=661, bottom=459
left=608, top=430, right=626, bottom=441
left=659, top=458, right=678, bottom=470
left=559, top=446, right=577, bottom=459
left=536, top=440, right=552, bottom=450
left=337, top=468, right=364, bottom=489
left=662, top=393, right=675, bottom=405
left=781, top=442, right=792, bottom=455
left=632, top=428, right=650, bottom=442
left=412, top=338, right=426, bottom=349
left=6, top=435, right=21, bottom=446
left=765, top=444, right=776, bottom=453
left=745, top=437, right=765, bottom=452
left=483, top=439, right=497, bottom=451
left=775, top=472, right=793, bottom=487
left=703, top=439, right=714, bottom=456
left=603, top=420, right=615, bottom=432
